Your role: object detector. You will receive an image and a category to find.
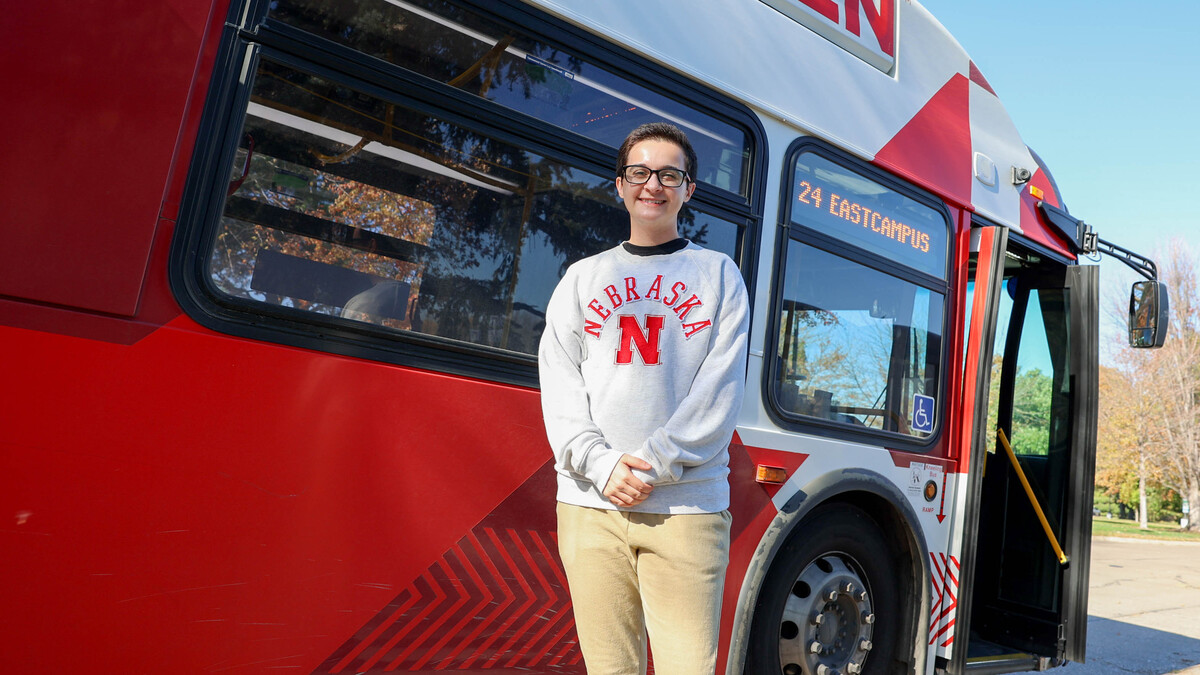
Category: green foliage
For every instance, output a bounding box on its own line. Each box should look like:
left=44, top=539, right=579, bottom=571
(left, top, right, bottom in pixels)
left=1092, top=488, right=1122, bottom=518
left=986, top=358, right=1054, bottom=456
left=1011, top=367, right=1052, bottom=456
left=1093, top=482, right=1182, bottom=523
left=1092, top=516, right=1200, bottom=542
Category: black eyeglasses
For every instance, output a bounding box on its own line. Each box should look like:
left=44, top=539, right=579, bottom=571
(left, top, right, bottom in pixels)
left=619, top=165, right=690, bottom=188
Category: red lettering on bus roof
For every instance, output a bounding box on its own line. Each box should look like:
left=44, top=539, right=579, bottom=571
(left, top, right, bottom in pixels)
left=797, top=0, right=839, bottom=23
left=846, top=0, right=894, bottom=57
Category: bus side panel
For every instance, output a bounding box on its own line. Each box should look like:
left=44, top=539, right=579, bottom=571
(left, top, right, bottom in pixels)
left=0, top=317, right=556, bottom=671
left=0, top=0, right=227, bottom=316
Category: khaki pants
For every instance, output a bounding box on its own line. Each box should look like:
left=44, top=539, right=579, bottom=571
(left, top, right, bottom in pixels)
left=557, top=502, right=732, bottom=675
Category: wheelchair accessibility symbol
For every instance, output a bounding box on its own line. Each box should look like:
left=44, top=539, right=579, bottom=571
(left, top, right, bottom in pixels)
left=912, top=394, right=935, bottom=434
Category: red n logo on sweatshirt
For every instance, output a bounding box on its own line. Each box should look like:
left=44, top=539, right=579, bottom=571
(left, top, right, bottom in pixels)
left=616, top=315, right=664, bottom=365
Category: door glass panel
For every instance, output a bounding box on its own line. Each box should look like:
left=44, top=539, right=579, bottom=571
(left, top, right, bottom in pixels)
left=996, top=284, right=1071, bottom=609
left=983, top=267, right=1073, bottom=615
left=1010, top=292, right=1067, bottom=457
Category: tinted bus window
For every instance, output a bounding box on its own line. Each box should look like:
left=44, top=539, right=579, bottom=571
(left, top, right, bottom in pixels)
left=774, top=243, right=944, bottom=438
left=267, top=0, right=753, bottom=195
left=209, top=59, right=740, bottom=357
left=772, top=146, right=949, bottom=441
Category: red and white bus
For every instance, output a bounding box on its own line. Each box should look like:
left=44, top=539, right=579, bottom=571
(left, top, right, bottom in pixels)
left=1, top=1, right=1169, bottom=673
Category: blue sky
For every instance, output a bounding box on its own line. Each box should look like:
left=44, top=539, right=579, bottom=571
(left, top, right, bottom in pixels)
left=919, top=1, right=1198, bottom=359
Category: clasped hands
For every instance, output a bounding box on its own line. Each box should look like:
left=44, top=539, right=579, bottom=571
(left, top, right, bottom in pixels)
left=603, top=453, right=655, bottom=507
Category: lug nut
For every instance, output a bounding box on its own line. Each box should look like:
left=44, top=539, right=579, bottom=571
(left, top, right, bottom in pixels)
left=847, top=662, right=862, bottom=674
left=811, top=613, right=825, bottom=625
left=862, top=612, right=875, bottom=624
left=809, top=640, right=823, bottom=654
left=843, top=582, right=855, bottom=593
left=817, top=665, right=831, bottom=675
left=857, top=591, right=868, bottom=601
left=860, top=639, right=873, bottom=651
left=827, top=590, right=839, bottom=601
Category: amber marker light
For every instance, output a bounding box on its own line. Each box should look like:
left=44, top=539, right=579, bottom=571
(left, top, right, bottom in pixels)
left=1030, top=185, right=1045, bottom=200
left=755, top=465, right=788, bottom=485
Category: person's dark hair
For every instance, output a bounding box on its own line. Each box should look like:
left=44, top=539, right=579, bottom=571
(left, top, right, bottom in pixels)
left=616, top=122, right=698, bottom=181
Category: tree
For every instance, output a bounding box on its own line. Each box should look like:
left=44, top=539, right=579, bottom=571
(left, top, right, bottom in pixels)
left=1106, top=240, right=1200, bottom=530
left=1143, top=242, right=1200, bottom=530
left=1097, top=364, right=1158, bottom=526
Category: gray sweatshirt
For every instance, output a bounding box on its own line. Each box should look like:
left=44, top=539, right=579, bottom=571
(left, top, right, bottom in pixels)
left=538, top=241, right=750, bottom=514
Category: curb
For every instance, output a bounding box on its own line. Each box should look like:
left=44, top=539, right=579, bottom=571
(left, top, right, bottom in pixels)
left=1094, top=535, right=1200, bottom=547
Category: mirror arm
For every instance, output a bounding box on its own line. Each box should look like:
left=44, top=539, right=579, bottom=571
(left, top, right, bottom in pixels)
left=1037, top=201, right=1159, bottom=281
left=1096, top=237, right=1158, bottom=282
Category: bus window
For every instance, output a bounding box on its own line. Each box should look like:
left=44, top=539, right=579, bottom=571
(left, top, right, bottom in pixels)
left=774, top=242, right=944, bottom=438
left=266, top=0, right=753, bottom=195
left=770, top=142, right=950, bottom=442
left=208, top=59, right=741, bottom=357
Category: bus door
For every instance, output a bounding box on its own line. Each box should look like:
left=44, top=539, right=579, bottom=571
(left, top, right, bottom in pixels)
left=956, top=228, right=1099, bottom=672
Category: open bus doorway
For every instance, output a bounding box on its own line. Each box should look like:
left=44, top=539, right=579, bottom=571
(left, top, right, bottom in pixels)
left=955, top=231, right=1098, bottom=674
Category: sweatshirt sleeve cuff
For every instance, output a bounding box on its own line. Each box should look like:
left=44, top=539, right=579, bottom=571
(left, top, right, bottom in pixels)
left=582, top=446, right=623, bottom=492
left=639, top=435, right=679, bottom=484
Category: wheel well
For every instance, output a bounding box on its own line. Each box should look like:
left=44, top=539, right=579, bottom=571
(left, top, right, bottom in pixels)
left=731, top=487, right=929, bottom=675
left=823, top=492, right=924, bottom=673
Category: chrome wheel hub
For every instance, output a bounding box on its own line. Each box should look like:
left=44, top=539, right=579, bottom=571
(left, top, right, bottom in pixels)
left=778, top=554, right=875, bottom=675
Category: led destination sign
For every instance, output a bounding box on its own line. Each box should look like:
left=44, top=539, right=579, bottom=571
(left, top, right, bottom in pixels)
left=790, top=152, right=948, bottom=278
left=797, top=181, right=932, bottom=253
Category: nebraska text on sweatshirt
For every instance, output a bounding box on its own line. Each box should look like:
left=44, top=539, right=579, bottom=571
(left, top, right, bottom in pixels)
left=538, top=241, right=750, bottom=514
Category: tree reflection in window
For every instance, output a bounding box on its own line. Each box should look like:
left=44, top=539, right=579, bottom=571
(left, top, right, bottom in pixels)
left=208, top=59, right=739, bottom=356
left=775, top=242, right=943, bottom=438
left=266, top=0, right=752, bottom=194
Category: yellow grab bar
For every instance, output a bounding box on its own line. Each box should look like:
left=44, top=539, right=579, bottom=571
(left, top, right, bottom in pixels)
left=997, top=428, right=1070, bottom=566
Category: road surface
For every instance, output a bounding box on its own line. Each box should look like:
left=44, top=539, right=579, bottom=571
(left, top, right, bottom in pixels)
left=1061, top=537, right=1200, bottom=675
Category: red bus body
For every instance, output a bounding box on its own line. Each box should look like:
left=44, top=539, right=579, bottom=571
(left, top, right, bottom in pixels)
left=1, top=1, right=1105, bottom=673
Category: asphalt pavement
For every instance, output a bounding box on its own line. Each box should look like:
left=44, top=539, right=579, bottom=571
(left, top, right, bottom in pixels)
left=1059, top=537, right=1200, bottom=675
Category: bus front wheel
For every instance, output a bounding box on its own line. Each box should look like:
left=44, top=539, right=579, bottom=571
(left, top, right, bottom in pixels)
left=746, top=504, right=901, bottom=675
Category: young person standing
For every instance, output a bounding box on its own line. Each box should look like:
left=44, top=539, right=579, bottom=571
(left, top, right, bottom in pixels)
left=538, top=122, right=750, bottom=675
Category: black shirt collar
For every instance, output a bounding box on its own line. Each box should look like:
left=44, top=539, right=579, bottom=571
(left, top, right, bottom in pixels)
left=622, top=238, right=688, bottom=257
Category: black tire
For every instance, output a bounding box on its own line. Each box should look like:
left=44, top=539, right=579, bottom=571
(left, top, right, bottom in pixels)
left=746, top=504, right=901, bottom=675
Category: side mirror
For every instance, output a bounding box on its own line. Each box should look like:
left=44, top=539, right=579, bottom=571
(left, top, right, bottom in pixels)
left=1128, top=280, right=1169, bottom=348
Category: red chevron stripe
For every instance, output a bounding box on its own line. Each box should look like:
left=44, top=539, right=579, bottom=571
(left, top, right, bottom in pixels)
left=402, top=554, right=473, bottom=670
left=433, top=538, right=495, bottom=669
left=513, top=531, right=569, bottom=667
left=544, top=532, right=585, bottom=668
left=498, top=529, right=559, bottom=668
left=945, top=559, right=960, bottom=585
left=547, top=622, right=581, bottom=666
left=932, top=618, right=957, bottom=643
left=458, top=530, right=521, bottom=669
left=937, top=555, right=958, bottom=624
left=929, top=553, right=961, bottom=647
left=329, top=590, right=418, bottom=673
left=317, top=464, right=584, bottom=672
left=360, top=572, right=445, bottom=670
left=481, top=528, right=539, bottom=668
left=930, top=554, right=945, bottom=619
left=525, top=531, right=574, bottom=667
